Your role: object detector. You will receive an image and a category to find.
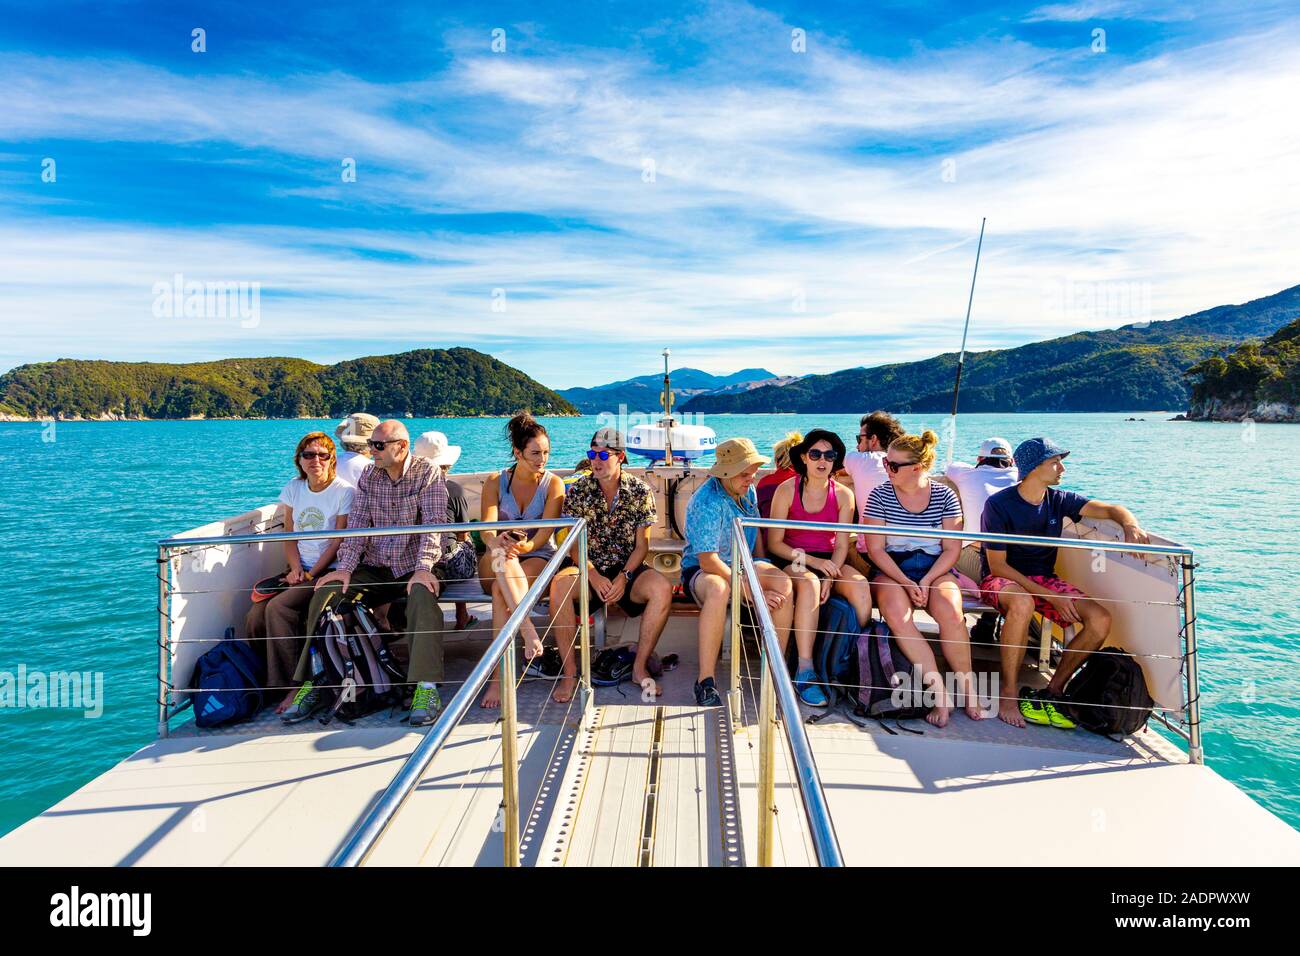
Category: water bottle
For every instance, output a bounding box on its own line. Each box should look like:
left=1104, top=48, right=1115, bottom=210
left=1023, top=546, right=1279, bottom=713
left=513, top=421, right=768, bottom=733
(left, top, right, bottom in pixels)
left=309, top=645, right=325, bottom=679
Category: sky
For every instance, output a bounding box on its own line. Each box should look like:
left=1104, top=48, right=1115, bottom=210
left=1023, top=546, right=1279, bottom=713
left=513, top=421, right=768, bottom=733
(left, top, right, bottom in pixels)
left=2, top=0, right=1298, bottom=388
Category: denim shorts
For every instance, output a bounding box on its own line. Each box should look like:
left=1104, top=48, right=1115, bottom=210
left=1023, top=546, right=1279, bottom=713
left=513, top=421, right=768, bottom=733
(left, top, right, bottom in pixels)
left=877, top=549, right=940, bottom=583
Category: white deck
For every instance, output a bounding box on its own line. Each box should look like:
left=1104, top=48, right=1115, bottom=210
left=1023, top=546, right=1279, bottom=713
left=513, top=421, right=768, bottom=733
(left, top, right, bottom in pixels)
left=4, top=615, right=1298, bottom=867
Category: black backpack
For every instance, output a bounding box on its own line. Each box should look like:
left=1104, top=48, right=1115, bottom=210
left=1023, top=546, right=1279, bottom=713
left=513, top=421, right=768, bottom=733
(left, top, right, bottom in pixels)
left=810, top=596, right=862, bottom=706
left=1062, top=649, right=1154, bottom=738
left=853, top=619, right=928, bottom=728
left=307, top=592, right=406, bottom=724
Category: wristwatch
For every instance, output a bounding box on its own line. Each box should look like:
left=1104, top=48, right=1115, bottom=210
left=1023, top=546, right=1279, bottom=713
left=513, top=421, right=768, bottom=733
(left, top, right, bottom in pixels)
left=622, top=569, right=634, bottom=582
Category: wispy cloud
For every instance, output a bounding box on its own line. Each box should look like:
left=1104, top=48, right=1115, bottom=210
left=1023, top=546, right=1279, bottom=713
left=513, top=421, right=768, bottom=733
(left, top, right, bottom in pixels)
left=2, top=1, right=1299, bottom=387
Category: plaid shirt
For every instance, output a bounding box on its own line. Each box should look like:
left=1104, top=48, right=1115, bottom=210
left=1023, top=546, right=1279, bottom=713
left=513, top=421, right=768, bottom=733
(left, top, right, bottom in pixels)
left=337, top=454, right=451, bottom=576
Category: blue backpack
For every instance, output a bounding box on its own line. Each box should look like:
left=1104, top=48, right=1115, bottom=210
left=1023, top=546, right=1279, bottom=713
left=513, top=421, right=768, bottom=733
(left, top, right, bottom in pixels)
left=192, top=627, right=266, bottom=727
left=811, top=596, right=862, bottom=706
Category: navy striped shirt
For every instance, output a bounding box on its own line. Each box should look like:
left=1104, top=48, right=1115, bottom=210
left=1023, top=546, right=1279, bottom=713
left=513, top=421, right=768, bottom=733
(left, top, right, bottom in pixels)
left=864, top=481, right=962, bottom=555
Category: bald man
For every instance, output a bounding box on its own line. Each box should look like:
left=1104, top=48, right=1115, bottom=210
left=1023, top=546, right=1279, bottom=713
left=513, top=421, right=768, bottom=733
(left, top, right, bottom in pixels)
left=286, top=420, right=454, bottom=726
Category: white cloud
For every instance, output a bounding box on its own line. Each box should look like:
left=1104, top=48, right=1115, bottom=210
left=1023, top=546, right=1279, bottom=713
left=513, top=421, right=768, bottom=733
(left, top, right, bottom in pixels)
left=2, top=4, right=1299, bottom=387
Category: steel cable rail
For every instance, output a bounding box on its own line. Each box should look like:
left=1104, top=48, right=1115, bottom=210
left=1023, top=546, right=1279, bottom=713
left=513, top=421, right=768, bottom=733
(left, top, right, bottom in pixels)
left=735, top=515, right=1203, bottom=763
left=731, top=518, right=845, bottom=867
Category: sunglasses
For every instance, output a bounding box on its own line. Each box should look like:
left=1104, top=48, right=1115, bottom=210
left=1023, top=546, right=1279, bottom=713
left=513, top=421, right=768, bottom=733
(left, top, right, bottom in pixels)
left=805, top=449, right=839, bottom=462
left=367, top=439, right=406, bottom=452
left=300, top=451, right=332, bottom=460
left=885, top=458, right=917, bottom=473
left=856, top=433, right=869, bottom=442
left=586, top=449, right=614, bottom=460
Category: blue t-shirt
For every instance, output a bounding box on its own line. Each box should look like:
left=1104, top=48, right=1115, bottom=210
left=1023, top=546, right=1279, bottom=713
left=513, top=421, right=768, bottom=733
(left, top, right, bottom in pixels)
left=980, top=485, right=1090, bottom=579
left=681, top=477, right=760, bottom=571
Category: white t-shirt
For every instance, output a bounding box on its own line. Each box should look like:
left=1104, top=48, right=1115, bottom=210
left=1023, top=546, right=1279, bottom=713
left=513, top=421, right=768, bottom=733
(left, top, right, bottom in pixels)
left=279, top=476, right=355, bottom=570
left=942, top=461, right=1019, bottom=543
left=841, top=451, right=888, bottom=552
left=337, top=451, right=372, bottom=486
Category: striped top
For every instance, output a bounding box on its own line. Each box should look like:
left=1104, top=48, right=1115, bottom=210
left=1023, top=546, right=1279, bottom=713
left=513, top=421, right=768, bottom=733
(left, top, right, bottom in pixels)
left=864, top=480, right=962, bottom=555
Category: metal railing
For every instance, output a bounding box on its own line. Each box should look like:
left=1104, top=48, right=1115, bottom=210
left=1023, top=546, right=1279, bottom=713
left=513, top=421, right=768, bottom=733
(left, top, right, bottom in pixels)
left=156, top=518, right=593, bottom=867
left=728, top=515, right=1203, bottom=865
left=730, top=519, right=845, bottom=867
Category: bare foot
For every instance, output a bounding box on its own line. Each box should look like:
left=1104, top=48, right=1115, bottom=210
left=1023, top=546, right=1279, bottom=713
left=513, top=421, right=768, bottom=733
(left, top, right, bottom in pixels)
left=480, top=679, right=500, bottom=709
left=522, top=622, right=544, bottom=660
left=274, top=689, right=296, bottom=715
left=552, top=675, right=577, bottom=704
left=998, top=698, right=1026, bottom=728
left=926, top=704, right=950, bottom=728
left=966, top=702, right=989, bottom=720
left=633, top=668, right=662, bottom=698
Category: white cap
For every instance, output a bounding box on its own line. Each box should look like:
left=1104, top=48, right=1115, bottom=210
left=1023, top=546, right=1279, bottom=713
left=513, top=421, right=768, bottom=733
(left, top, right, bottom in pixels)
left=414, top=430, right=462, bottom=468
left=978, top=437, right=1013, bottom=459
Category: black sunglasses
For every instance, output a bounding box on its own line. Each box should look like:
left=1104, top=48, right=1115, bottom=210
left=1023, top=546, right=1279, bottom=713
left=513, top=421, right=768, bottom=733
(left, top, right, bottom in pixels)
left=805, top=448, right=839, bottom=462
left=856, top=432, right=869, bottom=442
left=299, top=450, right=332, bottom=460
left=885, top=458, right=917, bottom=473
left=367, top=438, right=406, bottom=451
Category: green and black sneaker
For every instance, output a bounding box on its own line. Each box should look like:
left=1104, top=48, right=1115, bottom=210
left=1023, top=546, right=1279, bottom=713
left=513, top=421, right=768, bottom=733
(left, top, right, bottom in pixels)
left=409, top=683, right=442, bottom=727
left=1018, top=688, right=1075, bottom=730
left=282, top=681, right=323, bottom=724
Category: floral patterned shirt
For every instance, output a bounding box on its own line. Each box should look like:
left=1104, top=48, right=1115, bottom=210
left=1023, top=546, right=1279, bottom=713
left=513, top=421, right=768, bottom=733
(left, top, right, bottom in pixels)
left=561, top=470, right=657, bottom=571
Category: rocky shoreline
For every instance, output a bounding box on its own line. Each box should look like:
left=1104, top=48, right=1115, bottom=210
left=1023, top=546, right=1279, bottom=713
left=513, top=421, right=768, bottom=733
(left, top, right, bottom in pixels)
left=1183, top=399, right=1300, bottom=422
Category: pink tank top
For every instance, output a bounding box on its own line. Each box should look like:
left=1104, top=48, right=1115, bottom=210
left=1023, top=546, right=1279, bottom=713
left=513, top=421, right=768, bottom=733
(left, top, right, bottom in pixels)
left=784, top=478, right=840, bottom=553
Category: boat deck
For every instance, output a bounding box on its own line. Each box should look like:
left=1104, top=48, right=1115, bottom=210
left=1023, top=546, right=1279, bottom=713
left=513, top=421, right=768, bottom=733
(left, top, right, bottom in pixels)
left=10, top=604, right=1294, bottom=869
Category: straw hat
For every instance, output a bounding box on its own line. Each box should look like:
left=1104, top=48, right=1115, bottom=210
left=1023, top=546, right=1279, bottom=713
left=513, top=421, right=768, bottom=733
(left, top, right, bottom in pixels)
left=708, top=437, right=770, bottom=479
left=337, top=413, right=379, bottom=451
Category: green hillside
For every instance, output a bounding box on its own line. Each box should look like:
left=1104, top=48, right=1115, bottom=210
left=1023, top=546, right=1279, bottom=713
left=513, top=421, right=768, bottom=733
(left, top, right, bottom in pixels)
left=0, top=349, right=577, bottom=419
left=682, top=284, right=1300, bottom=414
left=1185, top=317, right=1300, bottom=416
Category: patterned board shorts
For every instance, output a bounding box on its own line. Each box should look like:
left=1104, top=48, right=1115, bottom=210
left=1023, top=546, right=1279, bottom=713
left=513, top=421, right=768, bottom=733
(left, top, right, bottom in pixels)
left=979, top=573, right=1088, bottom=627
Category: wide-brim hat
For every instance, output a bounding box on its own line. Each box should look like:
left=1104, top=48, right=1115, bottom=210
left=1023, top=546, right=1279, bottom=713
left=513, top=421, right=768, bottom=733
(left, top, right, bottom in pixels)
left=790, top=428, right=847, bottom=478
left=414, top=430, right=462, bottom=468
left=709, top=437, right=770, bottom=479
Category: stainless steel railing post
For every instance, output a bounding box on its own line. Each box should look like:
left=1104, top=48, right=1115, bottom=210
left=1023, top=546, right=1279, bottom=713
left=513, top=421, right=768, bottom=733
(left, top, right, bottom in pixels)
left=728, top=522, right=743, bottom=723
left=756, top=651, right=777, bottom=867
left=578, top=526, right=593, bottom=725
left=499, top=634, right=521, bottom=866
left=157, top=544, right=170, bottom=739
left=1181, top=557, right=1204, bottom=765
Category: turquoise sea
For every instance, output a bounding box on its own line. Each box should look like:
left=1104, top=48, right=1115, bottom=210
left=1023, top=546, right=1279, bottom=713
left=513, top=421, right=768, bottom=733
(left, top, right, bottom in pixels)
left=1, top=412, right=1297, bottom=837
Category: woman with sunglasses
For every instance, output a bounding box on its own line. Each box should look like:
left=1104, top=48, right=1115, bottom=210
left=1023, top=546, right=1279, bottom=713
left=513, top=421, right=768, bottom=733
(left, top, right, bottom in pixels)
left=766, top=429, right=872, bottom=707
left=477, top=411, right=566, bottom=708
left=244, top=431, right=354, bottom=714
left=863, top=429, right=983, bottom=727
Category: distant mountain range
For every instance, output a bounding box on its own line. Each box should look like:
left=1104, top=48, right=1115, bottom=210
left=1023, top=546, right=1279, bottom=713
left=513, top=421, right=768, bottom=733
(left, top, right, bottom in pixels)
left=681, top=284, right=1300, bottom=414
left=557, top=367, right=798, bottom=414
left=0, top=348, right=577, bottom=420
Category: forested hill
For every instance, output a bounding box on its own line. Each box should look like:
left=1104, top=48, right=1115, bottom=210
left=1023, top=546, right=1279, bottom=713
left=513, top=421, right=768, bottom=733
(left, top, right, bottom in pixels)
left=1185, top=317, right=1300, bottom=421
left=680, top=284, right=1300, bottom=414
left=0, top=348, right=578, bottom=419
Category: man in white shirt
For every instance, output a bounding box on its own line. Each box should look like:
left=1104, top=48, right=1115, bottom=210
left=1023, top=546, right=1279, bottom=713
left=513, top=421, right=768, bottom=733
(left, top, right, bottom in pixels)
left=942, top=436, right=1019, bottom=599
left=335, top=413, right=378, bottom=484
left=839, top=410, right=904, bottom=576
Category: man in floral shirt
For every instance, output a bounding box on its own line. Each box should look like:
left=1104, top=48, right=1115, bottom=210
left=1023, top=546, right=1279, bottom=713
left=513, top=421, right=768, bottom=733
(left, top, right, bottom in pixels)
left=549, top=427, right=673, bottom=701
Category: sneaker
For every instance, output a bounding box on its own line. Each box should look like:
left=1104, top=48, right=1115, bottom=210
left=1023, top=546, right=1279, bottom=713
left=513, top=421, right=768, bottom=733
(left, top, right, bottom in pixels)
left=1040, top=692, right=1076, bottom=730
left=694, top=677, right=723, bottom=708
left=1018, top=688, right=1075, bottom=729
left=281, top=681, right=323, bottom=724
left=522, top=647, right=563, bottom=681
left=409, top=683, right=442, bottom=726
left=793, top=668, right=828, bottom=708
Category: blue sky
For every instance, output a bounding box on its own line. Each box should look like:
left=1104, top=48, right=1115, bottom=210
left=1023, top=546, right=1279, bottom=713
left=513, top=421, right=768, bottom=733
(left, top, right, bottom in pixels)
left=2, top=0, right=1298, bottom=388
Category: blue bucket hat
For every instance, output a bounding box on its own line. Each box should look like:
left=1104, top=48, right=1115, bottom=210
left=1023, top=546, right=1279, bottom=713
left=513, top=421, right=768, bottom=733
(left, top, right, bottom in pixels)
left=1014, top=437, right=1070, bottom=478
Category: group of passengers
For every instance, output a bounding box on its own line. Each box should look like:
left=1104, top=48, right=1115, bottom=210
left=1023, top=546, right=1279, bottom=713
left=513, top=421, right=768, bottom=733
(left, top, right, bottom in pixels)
left=245, top=407, right=1149, bottom=732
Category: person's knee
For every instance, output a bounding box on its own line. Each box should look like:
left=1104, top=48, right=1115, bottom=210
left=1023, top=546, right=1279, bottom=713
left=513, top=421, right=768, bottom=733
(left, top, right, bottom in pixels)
left=1001, top=591, right=1034, bottom=621
left=763, top=571, right=793, bottom=596
left=642, top=573, right=672, bottom=608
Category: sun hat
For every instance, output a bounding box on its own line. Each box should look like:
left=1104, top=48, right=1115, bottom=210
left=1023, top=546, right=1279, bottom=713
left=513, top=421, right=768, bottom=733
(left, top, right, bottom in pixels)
left=338, top=413, right=379, bottom=451
left=709, top=437, right=770, bottom=479
left=977, top=437, right=1013, bottom=459
left=413, top=430, right=462, bottom=468
left=789, top=428, right=847, bottom=478
left=1013, top=437, right=1070, bottom=478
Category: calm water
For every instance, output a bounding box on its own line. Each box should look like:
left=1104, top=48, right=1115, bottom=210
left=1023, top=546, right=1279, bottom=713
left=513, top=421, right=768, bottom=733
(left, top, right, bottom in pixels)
left=1, top=412, right=1297, bottom=836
